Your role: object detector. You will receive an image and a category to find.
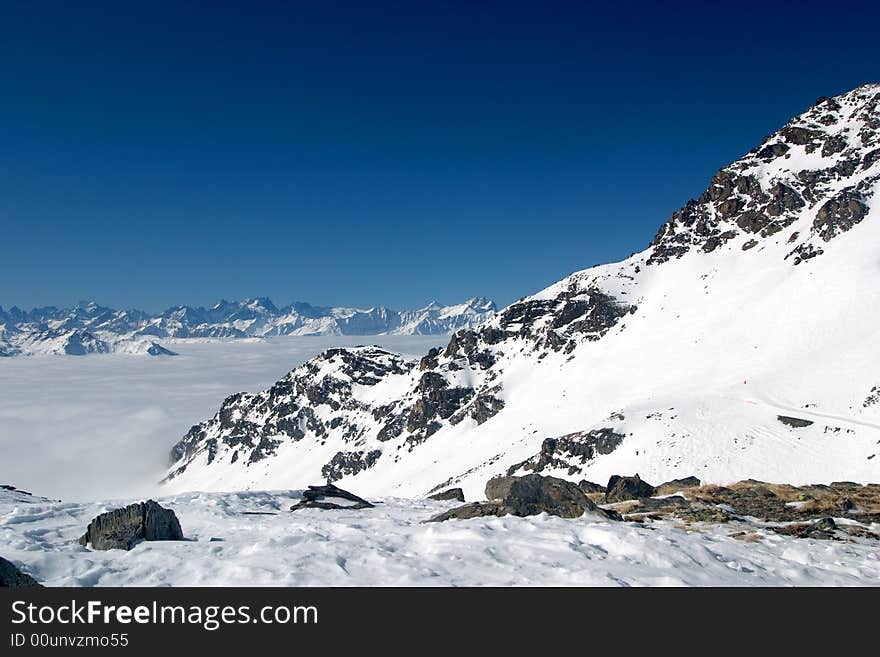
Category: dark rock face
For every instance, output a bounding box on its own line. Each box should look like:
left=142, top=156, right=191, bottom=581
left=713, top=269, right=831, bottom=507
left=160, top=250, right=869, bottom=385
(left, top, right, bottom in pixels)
left=290, top=484, right=374, bottom=511
left=0, top=557, right=41, bottom=587
left=507, top=428, right=625, bottom=476
left=605, top=474, right=656, bottom=503
left=813, top=188, right=869, bottom=241
left=777, top=415, right=814, bottom=428
left=321, top=450, right=382, bottom=483
left=79, top=500, right=184, bottom=550
left=428, top=488, right=465, bottom=502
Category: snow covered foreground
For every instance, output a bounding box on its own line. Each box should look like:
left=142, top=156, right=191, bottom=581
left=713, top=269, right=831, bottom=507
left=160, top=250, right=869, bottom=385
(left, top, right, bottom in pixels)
left=1, top=488, right=877, bottom=587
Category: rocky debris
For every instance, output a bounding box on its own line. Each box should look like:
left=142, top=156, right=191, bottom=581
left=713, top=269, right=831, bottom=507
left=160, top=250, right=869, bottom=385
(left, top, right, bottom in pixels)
left=506, top=428, right=624, bottom=476
left=289, top=484, right=374, bottom=511
left=428, top=488, right=465, bottom=502
left=654, top=476, right=701, bottom=496
left=605, top=474, right=656, bottom=502
left=427, top=474, right=620, bottom=522
left=0, top=557, right=41, bottom=587
left=79, top=500, right=184, bottom=550
left=777, top=415, right=814, bottom=428
left=578, top=480, right=606, bottom=494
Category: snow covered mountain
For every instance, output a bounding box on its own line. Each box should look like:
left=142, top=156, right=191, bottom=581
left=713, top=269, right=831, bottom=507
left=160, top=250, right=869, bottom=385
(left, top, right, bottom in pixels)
left=0, top=297, right=496, bottom=356
left=163, top=84, right=880, bottom=498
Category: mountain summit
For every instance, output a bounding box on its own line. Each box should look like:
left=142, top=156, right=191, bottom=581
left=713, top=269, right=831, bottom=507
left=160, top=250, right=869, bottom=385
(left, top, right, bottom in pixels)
left=165, top=84, right=880, bottom=497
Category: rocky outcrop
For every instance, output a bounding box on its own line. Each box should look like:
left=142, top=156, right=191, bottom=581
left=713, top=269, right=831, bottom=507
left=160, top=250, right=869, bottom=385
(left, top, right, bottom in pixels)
left=777, top=415, right=814, bottom=428
left=605, top=474, right=656, bottom=502
left=0, top=557, right=41, bottom=587
left=427, top=474, right=617, bottom=522
left=79, top=500, right=184, bottom=550
left=289, top=484, right=374, bottom=511
left=507, top=428, right=625, bottom=476
left=428, top=488, right=465, bottom=502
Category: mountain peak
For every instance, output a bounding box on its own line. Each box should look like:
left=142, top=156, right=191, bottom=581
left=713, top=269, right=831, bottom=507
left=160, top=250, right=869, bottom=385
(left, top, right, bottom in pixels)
left=648, top=83, right=879, bottom=266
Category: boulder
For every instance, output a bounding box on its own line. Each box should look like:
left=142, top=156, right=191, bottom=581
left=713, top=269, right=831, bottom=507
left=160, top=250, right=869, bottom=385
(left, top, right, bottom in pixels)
left=578, top=480, right=606, bottom=494
left=79, top=500, right=184, bottom=550
left=484, top=474, right=594, bottom=518
left=290, top=484, right=374, bottom=511
left=426, top=502, right=508, bottom=522
left=427, top=474, right=623, bottom=522
left=800, top=517, right=837, bottom=539
left=605, top=474, right=656, bottom=503
left=0, top=557, right=41, bottom=587
left=654, top=476, right=701, bottom=496
left=428, top=488, right=465, bottom=502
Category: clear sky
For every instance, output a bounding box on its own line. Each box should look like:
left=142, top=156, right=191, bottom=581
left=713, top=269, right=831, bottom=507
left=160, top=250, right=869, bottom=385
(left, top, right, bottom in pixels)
left=2, top=1, right=878, bottom=312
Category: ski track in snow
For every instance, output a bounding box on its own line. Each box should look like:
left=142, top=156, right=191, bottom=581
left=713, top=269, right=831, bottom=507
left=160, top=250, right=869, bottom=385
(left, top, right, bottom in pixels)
left=2, top=490, right=878, bottom=587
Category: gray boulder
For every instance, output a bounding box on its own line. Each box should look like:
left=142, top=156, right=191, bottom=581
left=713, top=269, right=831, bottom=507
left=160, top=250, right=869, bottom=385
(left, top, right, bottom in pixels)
left=0, top=557, right=41, bottom=587
left=79, top=500, right=184, bottom=550
left=605, top=474, right=656, bottom=503
left=290, top=484, right=374, bottom=511
left=428, top=488, right=465, bottom=502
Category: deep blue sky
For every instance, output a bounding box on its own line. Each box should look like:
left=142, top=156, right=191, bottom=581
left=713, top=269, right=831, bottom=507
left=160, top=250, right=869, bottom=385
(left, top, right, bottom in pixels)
left=2, top=1, right=878, bottom=312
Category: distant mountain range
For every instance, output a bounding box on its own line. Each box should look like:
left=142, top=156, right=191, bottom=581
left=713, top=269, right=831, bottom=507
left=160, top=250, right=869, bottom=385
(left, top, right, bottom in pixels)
left=0, top=297, right=497, bottom=356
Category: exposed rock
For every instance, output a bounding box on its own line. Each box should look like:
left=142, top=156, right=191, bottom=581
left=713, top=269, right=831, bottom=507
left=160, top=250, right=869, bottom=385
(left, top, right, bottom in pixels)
left=425, top=502, right=507, bottom=522
left=777, top=415, right=814, bottom=428
left=321, top=449, right=382, bottom=483
left=813, top=188, right=869, bottom=241
left=79, top=500, right=184, bottom=550
left=577, top=480, right=606, bottom=494
left=654, top=476, right=701, bottom=496
left=506, top=428, right=624, bottom=476
left=0, top=557, right=41, bottom=587
left=427, top=474, right=618, bottom=522
left=605, top=474, right=656, bottom=502
left=428, top=488, right=465, bottom=502
left=801, top=517, right=837, bottom=539
left=484, top=474, right=594, bottom=518
left=289, top=484, right=374, bottom=511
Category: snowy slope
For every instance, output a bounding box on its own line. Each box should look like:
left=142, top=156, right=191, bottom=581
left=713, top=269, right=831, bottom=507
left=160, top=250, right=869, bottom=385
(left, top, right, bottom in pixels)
left=163, top=84, right=880, bottom=497
left=0, top=297, right=496, bottom=355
